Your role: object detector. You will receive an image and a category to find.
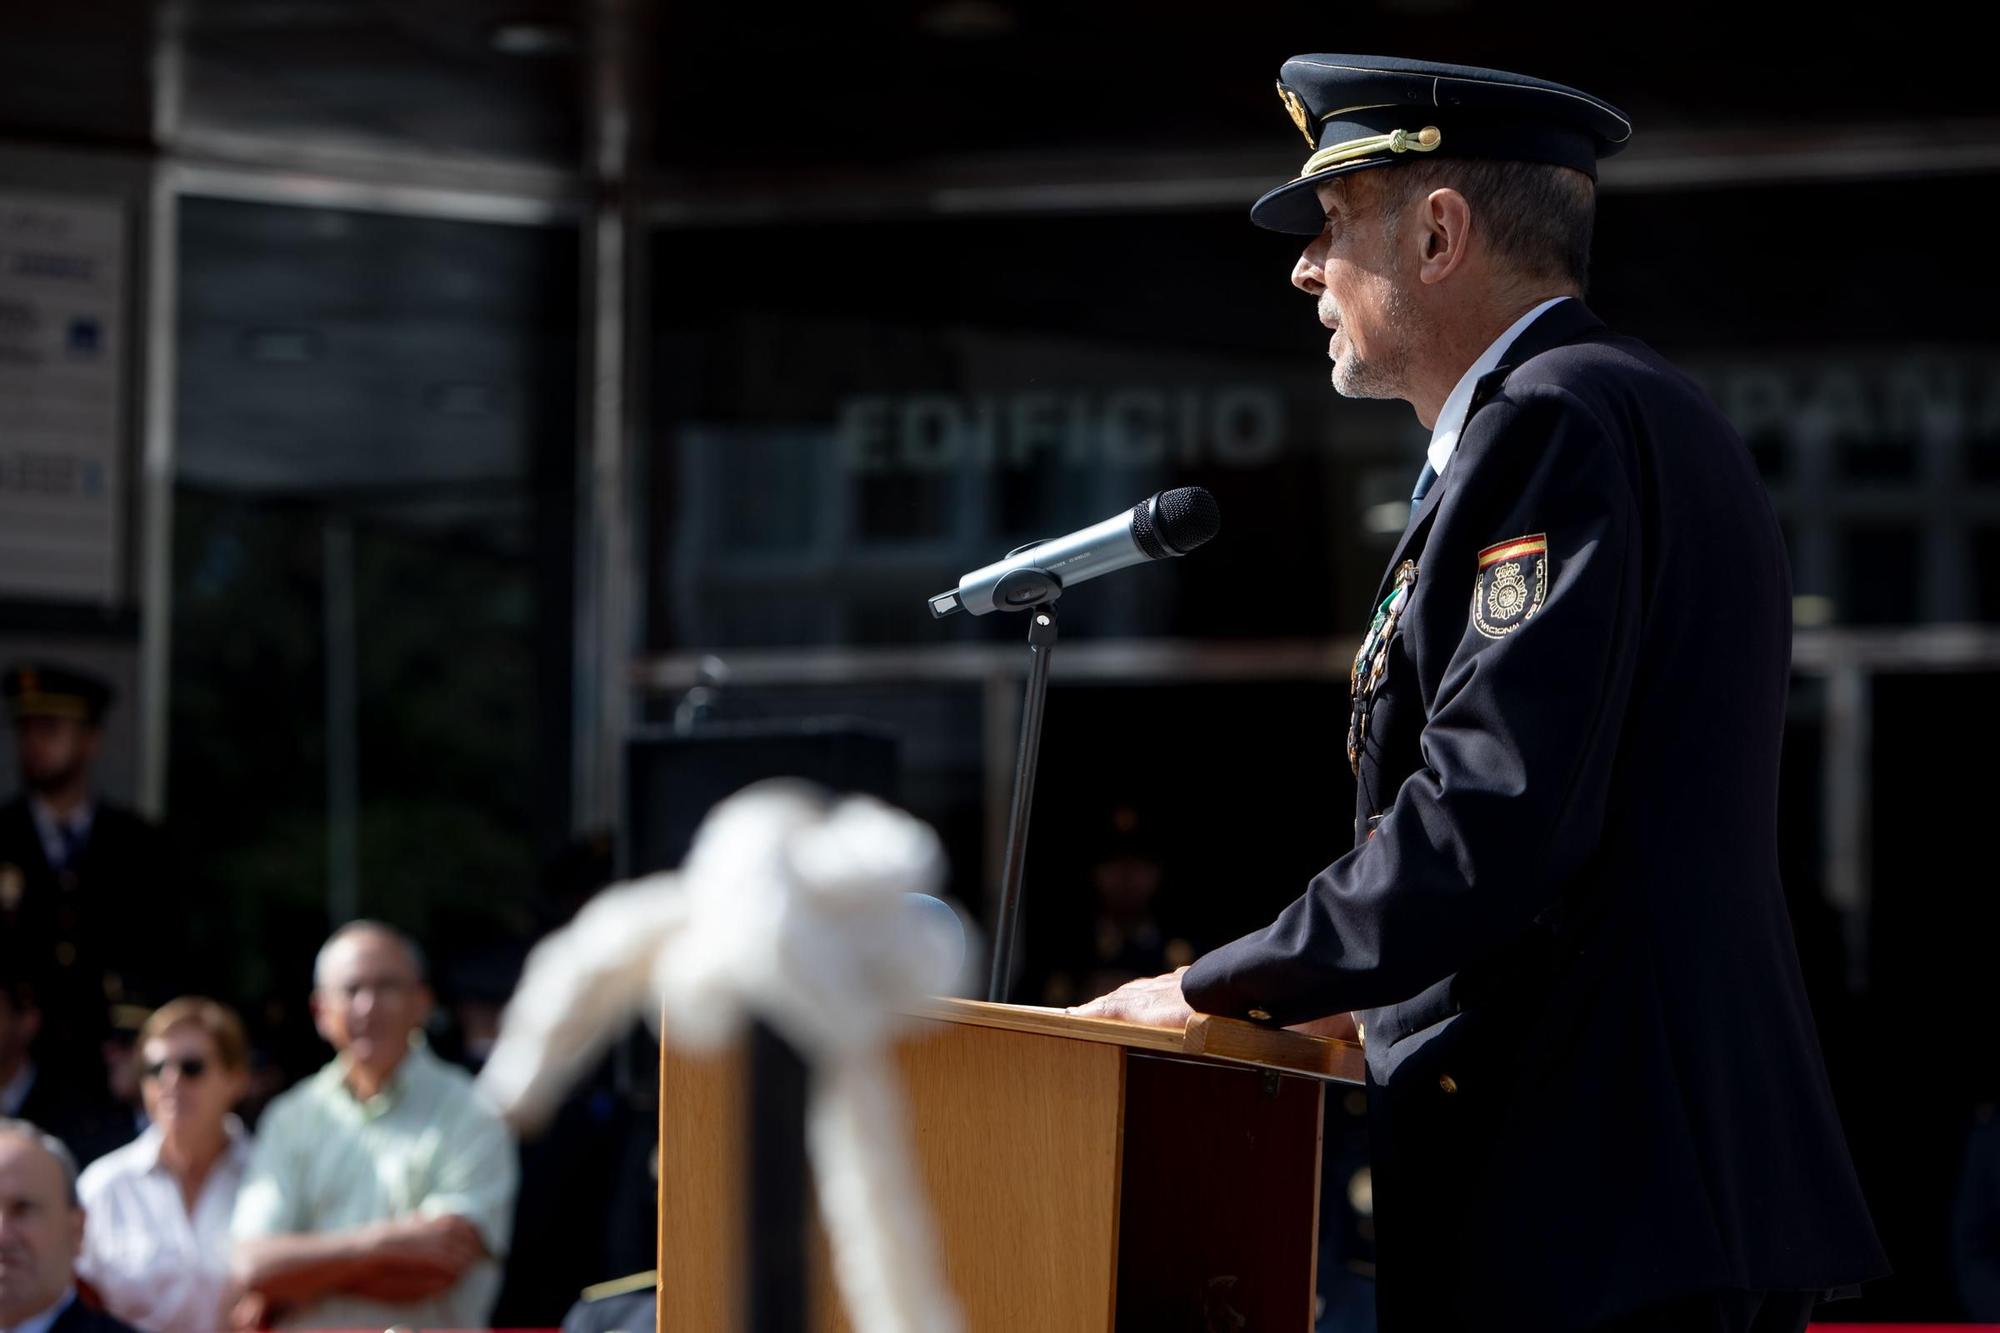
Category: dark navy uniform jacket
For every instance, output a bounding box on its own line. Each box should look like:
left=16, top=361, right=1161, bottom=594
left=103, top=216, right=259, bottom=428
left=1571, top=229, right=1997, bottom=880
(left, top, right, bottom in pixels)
left=50, top=1297, right=145, bottom=1333
left=0, top=795, right=180, bottom=1037
left=1182, top=299, right=1888, bottom=1330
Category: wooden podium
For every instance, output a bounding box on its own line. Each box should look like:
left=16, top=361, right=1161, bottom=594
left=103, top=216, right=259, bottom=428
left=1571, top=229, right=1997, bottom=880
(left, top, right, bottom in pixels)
left=658, top=998, right=1364, bottom=1331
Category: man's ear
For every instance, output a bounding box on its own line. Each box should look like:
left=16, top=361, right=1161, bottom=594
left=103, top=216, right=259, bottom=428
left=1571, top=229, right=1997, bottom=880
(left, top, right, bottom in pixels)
left=1418, top=187, right=1474, bottom=286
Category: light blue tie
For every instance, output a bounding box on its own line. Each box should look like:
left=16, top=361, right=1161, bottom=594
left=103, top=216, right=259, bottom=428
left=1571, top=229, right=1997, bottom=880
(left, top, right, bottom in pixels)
left=54, top=820, right=87, bottom=872
left=1409, top=461, right=1438, bottom=518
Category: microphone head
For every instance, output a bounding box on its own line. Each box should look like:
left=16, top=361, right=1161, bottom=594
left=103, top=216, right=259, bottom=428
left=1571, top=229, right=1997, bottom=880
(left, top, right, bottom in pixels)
left=1132, top=486, right=1221, bottom=559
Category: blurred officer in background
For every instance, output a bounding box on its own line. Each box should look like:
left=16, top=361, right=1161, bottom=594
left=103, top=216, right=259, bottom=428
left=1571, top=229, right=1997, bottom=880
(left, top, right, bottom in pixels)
left=0, top=665, right=180, bottom=1062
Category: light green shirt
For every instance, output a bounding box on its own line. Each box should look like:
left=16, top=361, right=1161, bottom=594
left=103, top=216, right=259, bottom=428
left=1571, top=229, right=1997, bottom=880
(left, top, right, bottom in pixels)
left=230, top=1040, right=518, bottom=1330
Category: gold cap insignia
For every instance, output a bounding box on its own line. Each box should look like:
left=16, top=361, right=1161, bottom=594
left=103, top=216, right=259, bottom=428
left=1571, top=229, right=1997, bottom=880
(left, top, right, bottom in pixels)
left=1276, top=83, right=1315, bottom=149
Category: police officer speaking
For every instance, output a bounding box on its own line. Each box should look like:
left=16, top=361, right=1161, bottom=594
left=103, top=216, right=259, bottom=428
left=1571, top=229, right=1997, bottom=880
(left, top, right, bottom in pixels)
left=1072, top=54, right=1889, bottom=1332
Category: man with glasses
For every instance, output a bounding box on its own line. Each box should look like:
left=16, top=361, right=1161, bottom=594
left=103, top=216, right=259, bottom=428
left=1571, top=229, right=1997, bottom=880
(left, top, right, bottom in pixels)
left=230, top=922, right=517, bottom=1330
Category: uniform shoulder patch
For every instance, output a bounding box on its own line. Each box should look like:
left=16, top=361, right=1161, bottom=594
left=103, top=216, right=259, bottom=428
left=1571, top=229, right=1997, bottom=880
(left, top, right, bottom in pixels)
left=1471, top=534, right=1548, bottom=639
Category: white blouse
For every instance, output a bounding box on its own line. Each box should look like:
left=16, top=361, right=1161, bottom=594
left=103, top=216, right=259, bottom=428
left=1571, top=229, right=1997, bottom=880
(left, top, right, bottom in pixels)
left=76, top=1119, right=253, bottom=1333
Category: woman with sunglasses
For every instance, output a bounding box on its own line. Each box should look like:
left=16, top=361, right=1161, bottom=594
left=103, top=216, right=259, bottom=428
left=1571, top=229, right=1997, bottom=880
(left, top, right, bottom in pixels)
left=74, top=997, right=254, bottom=1333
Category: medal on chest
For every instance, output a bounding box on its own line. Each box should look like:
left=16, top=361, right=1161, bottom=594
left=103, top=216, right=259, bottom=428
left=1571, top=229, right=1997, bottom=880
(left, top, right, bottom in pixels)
left=1347, top=558, right=1418, bottom=776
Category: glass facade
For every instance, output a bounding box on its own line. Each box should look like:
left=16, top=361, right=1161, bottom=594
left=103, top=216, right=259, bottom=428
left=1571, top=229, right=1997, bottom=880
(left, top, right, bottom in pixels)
left=168, top=198, right=577, bottom=1046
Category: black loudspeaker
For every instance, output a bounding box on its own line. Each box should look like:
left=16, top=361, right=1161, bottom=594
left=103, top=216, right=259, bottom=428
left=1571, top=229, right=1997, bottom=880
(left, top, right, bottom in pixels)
left=619, top=720, right=902, bottom=877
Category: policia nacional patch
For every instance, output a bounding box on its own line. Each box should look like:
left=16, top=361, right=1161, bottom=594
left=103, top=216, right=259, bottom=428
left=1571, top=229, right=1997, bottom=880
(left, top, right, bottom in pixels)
left=1472, top=534, right=1549, bottom=638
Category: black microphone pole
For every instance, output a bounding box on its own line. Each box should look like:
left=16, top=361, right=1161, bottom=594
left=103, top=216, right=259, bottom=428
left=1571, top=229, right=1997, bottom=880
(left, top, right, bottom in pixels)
left=935, top=488, right=1218, bottom=1001
left=986, top=566, right=1061, bottom=1003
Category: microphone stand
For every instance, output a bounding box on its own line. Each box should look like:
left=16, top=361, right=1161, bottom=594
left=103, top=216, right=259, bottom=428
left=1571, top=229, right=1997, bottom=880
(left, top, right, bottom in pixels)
left=987, top=567, right=1061, bottom=1003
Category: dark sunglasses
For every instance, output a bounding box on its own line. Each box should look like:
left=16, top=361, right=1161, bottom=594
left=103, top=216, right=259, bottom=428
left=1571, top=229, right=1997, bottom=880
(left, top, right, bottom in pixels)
left=142, top=1056, right=209, bottom=1081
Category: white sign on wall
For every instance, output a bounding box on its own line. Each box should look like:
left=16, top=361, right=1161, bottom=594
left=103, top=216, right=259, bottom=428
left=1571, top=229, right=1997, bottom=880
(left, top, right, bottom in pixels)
left=0, top=192, right=126, bottom=604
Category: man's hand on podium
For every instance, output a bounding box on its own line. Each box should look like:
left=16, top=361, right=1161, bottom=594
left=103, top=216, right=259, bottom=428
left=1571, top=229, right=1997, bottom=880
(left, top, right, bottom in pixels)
left=1066, top=965, right=1195, bottom=1029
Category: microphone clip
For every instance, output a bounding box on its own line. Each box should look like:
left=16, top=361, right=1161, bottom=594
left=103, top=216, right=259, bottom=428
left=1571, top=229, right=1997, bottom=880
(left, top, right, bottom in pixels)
left=928, top=566, right=1062, bottom=618
left=990, top=567, right=1062, bottom=613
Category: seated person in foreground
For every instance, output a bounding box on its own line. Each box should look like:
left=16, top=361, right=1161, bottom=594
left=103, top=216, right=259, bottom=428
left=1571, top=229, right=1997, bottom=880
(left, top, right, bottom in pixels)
left=0, top=1118, right=142, bottom=1333
left=229, top=921, right=518, bottom=1330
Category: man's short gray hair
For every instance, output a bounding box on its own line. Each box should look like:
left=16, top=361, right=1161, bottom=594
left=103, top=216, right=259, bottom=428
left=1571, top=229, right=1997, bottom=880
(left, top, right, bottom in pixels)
left=1379, top=159, right=1597, bottom=292
left=0, top=1117, right=80, bottom=1206
left=313, top=919, right=428, bottom=990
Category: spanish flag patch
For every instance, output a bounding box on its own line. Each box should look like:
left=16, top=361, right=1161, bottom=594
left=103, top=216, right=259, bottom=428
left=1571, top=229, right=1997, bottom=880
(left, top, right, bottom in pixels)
left=1472, top=533, right=1549, bottom=639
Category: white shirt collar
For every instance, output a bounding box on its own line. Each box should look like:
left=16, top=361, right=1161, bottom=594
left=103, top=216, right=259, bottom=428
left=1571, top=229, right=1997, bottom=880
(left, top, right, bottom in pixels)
left=128, top=1113, right=249, bottom=1175
left=1427, top=296, right=1572, bottom=478
left=3, top=1286, right=75, bottom=1333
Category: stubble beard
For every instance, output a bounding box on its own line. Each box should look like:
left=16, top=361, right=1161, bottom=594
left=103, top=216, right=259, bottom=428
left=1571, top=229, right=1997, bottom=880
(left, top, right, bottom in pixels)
left=1329, top=280, right=1422, bottom=402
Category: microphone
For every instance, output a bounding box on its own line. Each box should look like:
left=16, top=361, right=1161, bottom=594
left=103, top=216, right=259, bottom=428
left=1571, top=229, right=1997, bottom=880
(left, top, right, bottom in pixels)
left=928, top=487, right=1220, bottom=617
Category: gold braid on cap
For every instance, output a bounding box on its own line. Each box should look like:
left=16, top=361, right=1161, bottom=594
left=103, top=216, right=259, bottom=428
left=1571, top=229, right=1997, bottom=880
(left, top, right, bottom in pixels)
left=1301, top=125, right=1442, bottom=177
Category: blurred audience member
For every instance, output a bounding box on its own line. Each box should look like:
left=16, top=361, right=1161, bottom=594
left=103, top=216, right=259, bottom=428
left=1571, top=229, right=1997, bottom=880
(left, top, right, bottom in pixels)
left=559, top=1268, right=655, bottom=1333
left=0, top=665, right=177, bottom=1059
left=436, top=944, right=526, bottom=1077
left=235, top=1045, right=289, bottom=1134
left=1040, top=801, right=1193, bottom=1007
left=0, top=1118, right=141, bottom=1333
left=0, top=972, right=116, bottom=1170
left=1314, top=1088, right=1378, bottom=1333
left=487, top=834, right=629, bottom=1327
left=76, top=999, right=254, bottom=1333
left=1954, top=1103, right=2000, bottom=1318
left=230, top=922, right=517, bottom=1330
left=41, top=1004, right=154, bottom=1172
left=85, top=1007, right=150, bottom=1157
left=530, top=831, right=614, bottom=937
left=488, top=1051, right=629, bottom=1328
left=0, top=976, right=48, bottom=1122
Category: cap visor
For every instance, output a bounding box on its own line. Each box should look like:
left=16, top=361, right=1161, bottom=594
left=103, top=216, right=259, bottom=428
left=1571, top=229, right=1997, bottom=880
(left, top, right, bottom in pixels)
left=1249, top=159, right=1396, bottom=234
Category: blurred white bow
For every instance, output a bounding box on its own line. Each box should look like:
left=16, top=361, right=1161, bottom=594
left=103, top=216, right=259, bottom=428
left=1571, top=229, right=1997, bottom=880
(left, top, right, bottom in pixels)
left=477, top=779, right=968, bottom=1333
